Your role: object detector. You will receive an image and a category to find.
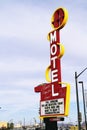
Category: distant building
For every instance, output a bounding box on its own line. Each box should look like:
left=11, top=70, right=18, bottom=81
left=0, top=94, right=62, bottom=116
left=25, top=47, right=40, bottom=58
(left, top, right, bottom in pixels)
left=69, top=126, right=78, bottom=130
left=14, top=123, right=22, bottom=128
left=0, top=122, right=7, bottom=128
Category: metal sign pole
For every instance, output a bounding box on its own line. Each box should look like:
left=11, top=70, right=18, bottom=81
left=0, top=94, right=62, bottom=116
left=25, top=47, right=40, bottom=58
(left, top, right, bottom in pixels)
left=75, top=72, right=81, bottom=130
left=44, top=117, right=57, bottom=130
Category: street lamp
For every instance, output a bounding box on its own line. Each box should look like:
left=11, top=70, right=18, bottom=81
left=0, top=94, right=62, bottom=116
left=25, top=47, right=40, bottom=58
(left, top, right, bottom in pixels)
left=75, top=72, right=81, bottom=130
left=79, top=81, right=87, bottom=130
left=75, top=67, right=87, bottom=130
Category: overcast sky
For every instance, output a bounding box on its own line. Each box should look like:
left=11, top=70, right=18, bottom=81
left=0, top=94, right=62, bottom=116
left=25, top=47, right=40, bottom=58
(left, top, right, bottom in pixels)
left=0, top=0, right=87, bottom=125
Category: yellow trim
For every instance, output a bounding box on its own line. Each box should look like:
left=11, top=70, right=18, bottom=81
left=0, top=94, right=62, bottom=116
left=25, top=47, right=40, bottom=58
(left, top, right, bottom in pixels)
left=47, top=7, right=68, bottom=41
left=65, top=83, right=70, bottom=115
left=57, top=43, right=65, bottom=58
left=59, top=82, right=70, bottom=116
left=51, top=7, right=68, bottom=30
left=45, top=43, right=65, bottom=82
left=39, top=116, right=43, bottom=120
left=45, top=65, right=51, bottom=82
left=39, top=115, right=64, bottom=119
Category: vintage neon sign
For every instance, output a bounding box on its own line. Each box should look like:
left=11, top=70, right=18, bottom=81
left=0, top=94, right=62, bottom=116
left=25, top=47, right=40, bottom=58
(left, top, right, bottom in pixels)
left=34, top=7, right=70, bottom=118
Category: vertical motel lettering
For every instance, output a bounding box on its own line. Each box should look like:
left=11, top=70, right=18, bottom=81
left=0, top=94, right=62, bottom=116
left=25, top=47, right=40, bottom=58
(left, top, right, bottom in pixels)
left=50, top=30, right=61, bottom=97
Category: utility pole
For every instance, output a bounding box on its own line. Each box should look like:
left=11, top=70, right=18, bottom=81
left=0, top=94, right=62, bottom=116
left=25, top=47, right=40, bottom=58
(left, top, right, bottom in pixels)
left=75, top=72, right=81, bottom=130
left=79, top=81, right=87, bottom=130
left=75, top=67, right=87, bottom=130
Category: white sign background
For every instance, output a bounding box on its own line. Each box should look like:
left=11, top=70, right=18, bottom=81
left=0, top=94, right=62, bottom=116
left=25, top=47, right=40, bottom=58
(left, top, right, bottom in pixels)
left=41, top=98, right=64, bottom=116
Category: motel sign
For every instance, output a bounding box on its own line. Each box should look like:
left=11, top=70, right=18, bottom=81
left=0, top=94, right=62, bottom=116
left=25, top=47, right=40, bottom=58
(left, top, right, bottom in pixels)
left=34, top=7, right=70, bottom=118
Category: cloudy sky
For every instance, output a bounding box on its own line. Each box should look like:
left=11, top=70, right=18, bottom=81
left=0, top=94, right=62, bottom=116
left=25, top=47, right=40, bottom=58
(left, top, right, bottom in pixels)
left=0, top=0, right=87, bottom=125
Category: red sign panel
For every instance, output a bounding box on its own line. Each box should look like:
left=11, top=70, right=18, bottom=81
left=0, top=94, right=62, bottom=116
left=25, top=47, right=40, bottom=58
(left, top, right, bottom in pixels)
left=34, top=7, right=70, bottom=118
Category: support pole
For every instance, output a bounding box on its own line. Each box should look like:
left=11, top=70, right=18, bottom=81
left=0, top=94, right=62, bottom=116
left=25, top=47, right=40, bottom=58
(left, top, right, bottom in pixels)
left=75, top=72, right=81, bottom=130
left=79, top=81, right=87, bottom=130
left=44, top=117, right=57, bottom=130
